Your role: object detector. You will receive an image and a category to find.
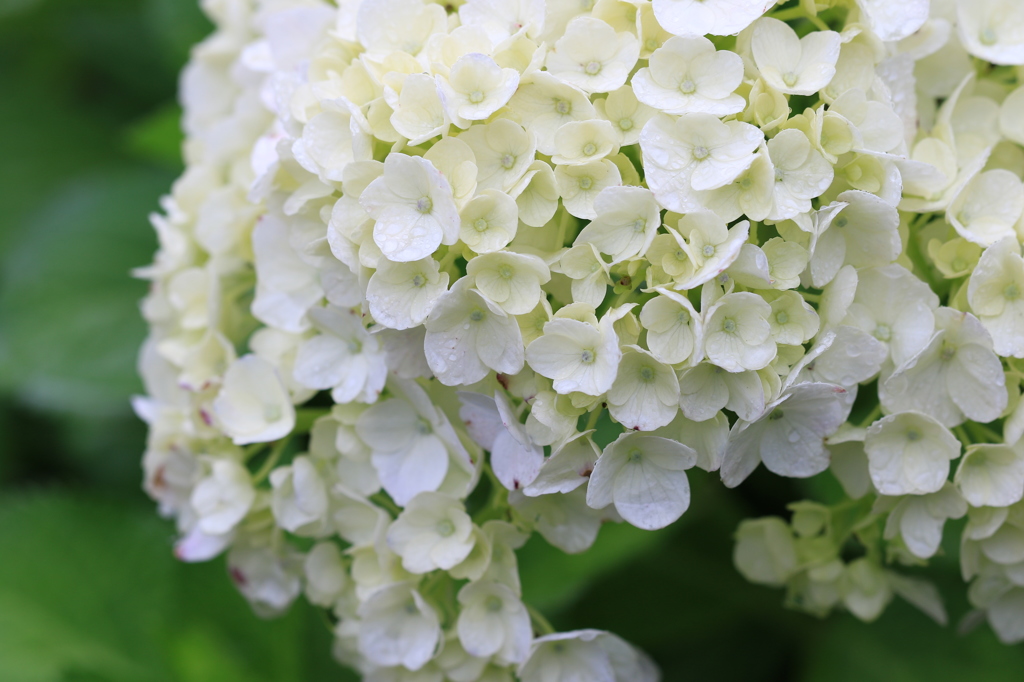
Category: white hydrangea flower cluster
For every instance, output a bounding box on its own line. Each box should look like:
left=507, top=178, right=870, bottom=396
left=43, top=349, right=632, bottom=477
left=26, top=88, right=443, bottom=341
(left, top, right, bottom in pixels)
left=135, top=0, right=1024, bottom=673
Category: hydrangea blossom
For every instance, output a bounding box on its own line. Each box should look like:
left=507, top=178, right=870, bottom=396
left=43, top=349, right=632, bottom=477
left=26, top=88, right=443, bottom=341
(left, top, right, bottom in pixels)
left=138, top=0, right=1024, bottom=675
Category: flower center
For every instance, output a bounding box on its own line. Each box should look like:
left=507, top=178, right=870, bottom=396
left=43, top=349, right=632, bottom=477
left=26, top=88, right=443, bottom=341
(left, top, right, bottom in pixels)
left=470, top=309, right=485, bottom=322
left=628, top=448, right=642, bottom=463
left=555, top=99, right=571, bottom=115
left=940, top=343, right=956, bottom=361
left=468, top=90, right=484, bottom=104
left=500, top=153, right=516, bottom=169
left=415, top=418, right=432, bottom=435
left=632, top=218, right=646, bottom=232
left=411, top=274, right=426, bottom=287
left=951, top=258, right=968, bottom=272
left=619, top=117, right=633, bottom=131
left=580, top=349, right=596, bottom=364
left=702, top=244, right=715, bottom=258
left=768, top=409, right=785, bottom=421
left=776, top=311, right=789, bottom=325
left=436, top=519, right=455, bottom=537
left=263, top=404, right=282, bottom=422
left=693, top=145, right=710, bottom=160
left=474, top=218, right=489, bottom=232
left=583, top=142, right=597, bottom=156
left=980, top=27, right=998, bottom=46
left=584, top=61, right=602, bottom=75
left=578, top=176, right=594, bottom=190
left=645, top=38, right=658, bottom=51
left=722, top=318, right=737, bottom=333
left=499, top=264, right=514, bottom=279
left=416, top=197, right=433, bottom=214
left=404, top=600, right=418, bottom=615
left=873, top=323, right=891, bottom=341
left=485, top=595, right=504, bottom=612
left=1005, top=283, right=1021, bottom=301
left=639, top=366, right=655, bottom=382
left=906, top=429, right=922, bottom=442
left=783, top=72, right=798, bottom=87
left=774, top=167, right=785, bottom=182
left=679, top=79, right=696, bottom=95
left=835, top=216, right=848, bottom=228
left=739, top=177, right=752, bottom=190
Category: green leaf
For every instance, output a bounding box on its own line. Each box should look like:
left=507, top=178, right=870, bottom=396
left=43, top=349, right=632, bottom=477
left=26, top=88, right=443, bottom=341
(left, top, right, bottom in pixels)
left=0, top=168, right=171, bottom=415
left=799, top=606, right=1024, bottom=682
left=124, top=103, right=184, bottom=170
left=0, top=493, right=345, bottom=682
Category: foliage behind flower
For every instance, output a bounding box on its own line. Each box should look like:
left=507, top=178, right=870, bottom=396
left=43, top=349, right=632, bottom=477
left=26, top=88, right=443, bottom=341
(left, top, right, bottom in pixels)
left=136, top=0, right=1024, bottom=677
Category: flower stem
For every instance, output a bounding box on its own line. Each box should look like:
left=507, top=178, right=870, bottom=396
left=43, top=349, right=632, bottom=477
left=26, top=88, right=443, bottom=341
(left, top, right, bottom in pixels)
left=252, top=436, right=291, bottom=483
left=526, top=603, right=556, bottom=636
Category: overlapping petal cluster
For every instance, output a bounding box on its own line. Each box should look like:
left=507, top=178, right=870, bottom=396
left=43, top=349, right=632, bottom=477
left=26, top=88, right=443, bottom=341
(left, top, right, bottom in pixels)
left=136, top=0, right=1024, bottom=676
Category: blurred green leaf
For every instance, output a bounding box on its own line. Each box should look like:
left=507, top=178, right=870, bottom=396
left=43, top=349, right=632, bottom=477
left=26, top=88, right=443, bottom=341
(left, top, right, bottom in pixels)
left=519, top=521, right=673, bottom=614
left=0, top=493, right=345, bottom=682
left=0, top=168, right=170, bottom=415
left=124, top=103, right=184, bottom=169
left=144, top=0, right=213, bottom=74
left=799, top=606, right=1024, bottom=682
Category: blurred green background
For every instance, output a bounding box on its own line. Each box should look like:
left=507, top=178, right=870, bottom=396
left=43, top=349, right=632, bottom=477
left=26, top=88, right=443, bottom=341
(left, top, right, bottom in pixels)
left=0, top=1, right=1021, bottom=680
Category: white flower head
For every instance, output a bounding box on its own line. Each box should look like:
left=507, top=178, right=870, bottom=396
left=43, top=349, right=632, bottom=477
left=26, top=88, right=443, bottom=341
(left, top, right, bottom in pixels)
left=357, top=582, right=442, bottom=670
left=947, top=169, right=1024, bottom=247
left=460, top=189, right=520, bottom=253
left=751, top=17, right=841, bottom=96
left=526, top=312, right=623, bottom=397
left=424, top=278, right=526, bottom=385
left=456, top=580, right=532, bottom=664
left=652, top=0, right=775, bottom=37
left=633, top=36, right=745, bottom=116
left=640, top=289, right=702, bottom=366
left=292, top=305, right=388, bottom=405
left=387, top=492, right=476, bottom=573
left=673, top=212, right=750, bottom=290
left=574, top=186, right=662, bottom=263
left=607, top=346, right=681, bottom=432
left=956, top=0, right=1024, bottom=66
left=269, top=455, right=331, bottom=536
left=388, top=73, right=449, bottom=146
left=366, top=257, right=450, bottom=330
left=508, top=71, right=597, bottom=155
left=437, top=53, right=521, bottom=127
left=594, top=86, right=657, bottom=146
left=360, top=153, right=461, bottom=262
left=467, top=251, right=551, bottom=315
left=587, top=432, right=697, bottom=530
left=641, top=113, right=764, bottom=213
left=555, top=159, right=623, bottom=220
left=190, top=458, right=255, bottom=536
left=883, top=483, right=968, bottom=559
left=720, top=382, right=848, bottom=488
left=955, top=443, right=1024, bottom=508
left=545, top=17, right=640, bottom=94
left=212, top=355, right=296, bottom=445
left=967, top=237, right=1024, bottom=358
left=552, top=119, right=619, bottom=166
left=765, top=128, right=833, bottom=221
left=864, top=411, right=961, bottom=496
left=703, top=292, right=777, bottom=373
left=880, top=308, right=1007, bottom=427
left=810, top=191, right=902, bottom=288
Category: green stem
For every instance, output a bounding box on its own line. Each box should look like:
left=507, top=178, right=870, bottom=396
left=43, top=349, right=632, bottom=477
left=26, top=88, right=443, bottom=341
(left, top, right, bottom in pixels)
left=526, top=603, right=556, bottom=636
left=858, top=403, right=882, bottom=428
left=370, top=491, right=402, bottom=517
left=965, top=421, right=1003, bottom=444
left=295, top=407, right=332, bottom=434
left=584, top=407, right=602, bottom=432
left=252, top=436, right=291, bottom=483
left=953, top=426, right=973, bottom=450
